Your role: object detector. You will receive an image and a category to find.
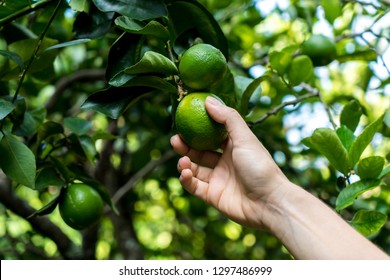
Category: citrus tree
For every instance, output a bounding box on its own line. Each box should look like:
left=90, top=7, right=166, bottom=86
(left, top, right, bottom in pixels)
left=0, top=0, right=389, bottom=259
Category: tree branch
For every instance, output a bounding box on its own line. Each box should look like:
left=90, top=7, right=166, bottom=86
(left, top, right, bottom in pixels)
left=45, top=69, right=106, bottom=111
left=111, top=150, right=176, bottom=205
left=0, top=177, right=79, bottom=259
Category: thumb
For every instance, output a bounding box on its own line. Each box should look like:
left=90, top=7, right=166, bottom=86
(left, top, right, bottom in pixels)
left=205, top=96, right=254, bottom=142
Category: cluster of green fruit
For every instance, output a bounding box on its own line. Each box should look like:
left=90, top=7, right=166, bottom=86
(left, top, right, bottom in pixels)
left=175, top=43, right=229, bottom=151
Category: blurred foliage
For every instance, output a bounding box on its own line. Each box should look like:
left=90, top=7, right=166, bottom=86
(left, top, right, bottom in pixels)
left=0, top=0, right=389, bottom=260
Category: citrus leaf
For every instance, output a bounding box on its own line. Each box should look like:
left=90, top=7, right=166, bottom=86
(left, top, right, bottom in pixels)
left=27, top=192, right=62, bottom=219
left=81, top=86, right=152, bottom=119
left=286, top=55, right=313, bottom=86
left=269, top=50, right=292, bottom=75
left=92, top=0, right=168, bottom=20
left=106, top=33, right=142, bottom=87
left=340, top=100, right=363, bottom=132
left=305, top=128, right=349, bottom=174
left=335, top=179, right=383, bottom=211
left=115, top=16, right=169, bottom=40
left=12, top=108, right=46, bottom=137
left=0, top=98, right=16, bottom=120
left=0, top=49, right=24, bottom=69
left=79, top=135, right=98, bottom=164
left=124, top=51, right=178, bottom=75
left=44, top=39, right=91, bottom=51
left=336, top=125, right=356, bottom=151
left=167, top=0, right=228, bottom=57
left=336, top=49, right=377, bottom=63
left=73, top=5, right=115, bottom=39
left=64, top=117, right=92, bottom=135
left=379, top=165, right=390, bottom=179
left=320, top=0, right=341, bottom=24
left=357, top=156, right=385, bottom=180
left=349, top=210, right=387, bottom=237
left=69, top=0, right=89, bottom=12
left=37, top=121, right=64, bottom=142
left=348, top=114, right=384, bottom=168
left=122, top=75, right=177, bottom=93
left=0, top=134, right=36, bottom=188
left=35, top=166, right=65, bottom=191
left=237, top=75, right=268, bottom=116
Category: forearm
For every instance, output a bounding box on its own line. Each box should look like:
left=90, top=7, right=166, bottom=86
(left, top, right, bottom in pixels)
left=264, top=182, right=389, bottom=260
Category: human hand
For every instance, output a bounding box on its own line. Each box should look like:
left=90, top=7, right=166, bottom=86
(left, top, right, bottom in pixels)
left=170, top=96, right=291, bottom=230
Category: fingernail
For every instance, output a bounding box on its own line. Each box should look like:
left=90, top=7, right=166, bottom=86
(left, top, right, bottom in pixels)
left=206, top=96, right=222, bottom=106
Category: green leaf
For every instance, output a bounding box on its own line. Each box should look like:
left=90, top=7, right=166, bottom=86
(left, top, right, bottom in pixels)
left=92, top=0, right=168, bottom=20
left=79, top=135, right=98, bottom=164
left=115, top=16, right=169, bottom=40
left=320, top=0, right=341, bottom=24
left=0, top=134, right=36, bottom=188
left=305, top=128, right=349, bottom=174
left=64, top=117, right=92, bottom=135
left=106, top=33, right=142, bottom=87
left=122, top=75, right=177, bottom=93
left=340, top=100, right=363, bottom=132
left=81, top=86, right=152, bottom=119
left=35, top=166, right=65, bottom=191
left=236, top=75, right=268, bottom=116
left=0, top=49, right=24, bottom=69
left=124, top=51, right=178, bottom=75
left=44, top=39, right=91, bottom=52
left=69, top=0, right=89, bottom=12
left=269, top=50, right=292, bottom=75
left=379, top=165, right=390, bottom=179
left=337, top=49, right=377, bottom=63
left=12, top=108, right=46, bottom=137
left=335, top=179, right=383, bottom=211
left=73, top=5, right=115, bottom=39
left=27, top=192, right=62, bottom=219
left=167, top=0, right=228, bottom=57
left=37, top=121, right=64, bottom=142
left=349, top=210, right=387, bottom=237
left=348, top=114, right=384, bottom=168
left=336, top=125, right=356, bottom=151
left=286, top=55, right=313, bottom=86
left=357, top=156, right=385, bottom=179
left=7, top=38, right=58, bottom=75
left=0, top=98, right=16, bottom=120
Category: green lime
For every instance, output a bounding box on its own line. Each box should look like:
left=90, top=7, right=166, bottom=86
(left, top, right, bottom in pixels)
left=59, top=183, right=104, bottom=230
left=301, top=34, right=337, bottom=66
left=175, top=92, right=228, bottom=151
left=179, top=43, right=227, bottom=90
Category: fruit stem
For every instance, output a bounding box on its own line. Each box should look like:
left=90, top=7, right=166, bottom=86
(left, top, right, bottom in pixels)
left=166, top=40, right=186, bottom=100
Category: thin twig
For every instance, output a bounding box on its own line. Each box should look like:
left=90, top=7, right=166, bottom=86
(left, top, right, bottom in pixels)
left=12, top=0, right=63, bottom=103
left=0, top=0, right=56, bottom=27
left=111, top=150, right=176, bottom=205
left=301, top=83, right=338, bottom=130
left=248, top=90, right=319, bottom=127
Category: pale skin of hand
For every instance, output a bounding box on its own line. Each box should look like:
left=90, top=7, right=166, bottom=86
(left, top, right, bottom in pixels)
left=170, top=96, right=389, bottom=260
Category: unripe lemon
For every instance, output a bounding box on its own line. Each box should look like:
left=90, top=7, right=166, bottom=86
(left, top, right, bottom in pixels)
left=179, top=44, right=227, bottom=90
left=301, top=34, right=337, bottom=66
left=175, top=93, right=227, bottom=151
left=59, top=183, right=104, bottom=230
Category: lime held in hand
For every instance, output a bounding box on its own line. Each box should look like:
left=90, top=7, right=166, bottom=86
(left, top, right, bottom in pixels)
left=175, top=93, right=228, bottom=151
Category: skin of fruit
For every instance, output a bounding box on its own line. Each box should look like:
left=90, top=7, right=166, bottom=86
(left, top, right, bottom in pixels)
left=301, top=34, right=337, bottom=66
left=178, top=43, right=227, bottom=90
left=175, top=92, right=228, bottom=151
left=59, top=183, right=104, bottom=230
